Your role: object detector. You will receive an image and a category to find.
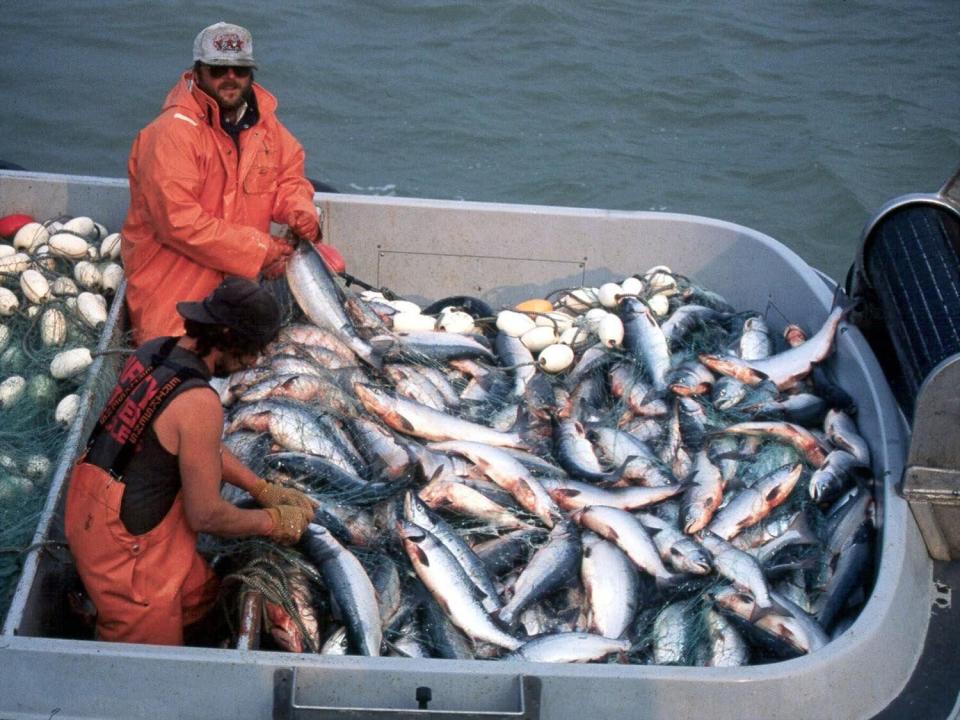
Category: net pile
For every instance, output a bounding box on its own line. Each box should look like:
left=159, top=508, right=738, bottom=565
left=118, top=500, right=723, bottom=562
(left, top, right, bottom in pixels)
left=0, top=214, right=125, bottom=619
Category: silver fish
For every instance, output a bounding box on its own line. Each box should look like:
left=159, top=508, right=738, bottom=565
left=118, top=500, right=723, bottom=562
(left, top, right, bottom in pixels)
left=711, top=376, right=749, bottom=411
left=498, top=520, right=581, bottom=627
left=698, top=532, right=779, bottom=616
left=399, top=521, right=520, bottom=650
left=653, top=602, right=694, bottom=665
left=285, top=242, right=379, bottom=367
left=580, top=532, right=640, bottom=639
left=739, top=315, right=772, bottom=361
left=496, top=332, right=537, bottom=401
left=706, top=463, right=803, bottom=540
left=571, top=505, right=677, bottom=587
left=588, top=426, right=675, bottom=486
left=320, top=625, right=350, bottom=655
left=403, top=491, right=503, bottom=613
left=824, top=409, right=871, bottom=467
left=428, top=440, right=560, bottom=527
left=384, top=364, right=448, bottom=411
left=660, top=304, right=728, bottom=347
left=620, top=297, right=672, bottom=391
left=541, top=477, right=682, bottom=513
left=355, top=384, right=526, bottom=449
left=809, top=450, right=870, bottom=504
left=503, top=632, right=630, bottom=663
left=371, top=330, right=495, bottom=364
left=636, top=513, right=713, bottom=575
left=301, top=523, right=382, bottom=656
left=681, top=450, right=725, bottom=534
left=226, top=400, right=358, bottom=471
left=554, top=419, right=622, bottom=483
left=702, top=608, right=749, bottom=667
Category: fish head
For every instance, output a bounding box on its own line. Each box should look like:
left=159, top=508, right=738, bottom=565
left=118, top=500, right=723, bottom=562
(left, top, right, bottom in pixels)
left=710, top=377, right=747, bottom=410
left=264, top=601, right=305, bottom=654
left=402, top=490, right=429, bottom=523
left=397, top=520, right=431, bottom=565
left=783, top=324, right=807, bottom=347
left=397, top=520, right=427, bottom=543
left=684, top=549, right=713, bottom=575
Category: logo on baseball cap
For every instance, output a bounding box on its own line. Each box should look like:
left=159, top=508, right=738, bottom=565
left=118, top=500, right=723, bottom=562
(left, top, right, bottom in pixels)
left=193, top=22, right=257, bottom=67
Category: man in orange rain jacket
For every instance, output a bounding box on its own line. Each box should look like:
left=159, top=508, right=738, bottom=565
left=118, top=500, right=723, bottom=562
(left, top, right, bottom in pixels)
left=121, top=22, right=321, bottom=345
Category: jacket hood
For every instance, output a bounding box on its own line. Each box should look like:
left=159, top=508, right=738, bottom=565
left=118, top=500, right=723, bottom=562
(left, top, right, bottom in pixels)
left=160, top=70, right=278, bottom=124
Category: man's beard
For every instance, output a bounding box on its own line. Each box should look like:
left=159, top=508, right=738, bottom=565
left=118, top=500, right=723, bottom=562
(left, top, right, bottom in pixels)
left=218, top=84, right=252, bottom=112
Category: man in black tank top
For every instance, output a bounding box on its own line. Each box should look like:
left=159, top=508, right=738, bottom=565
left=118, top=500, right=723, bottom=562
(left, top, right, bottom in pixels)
left=65, top=277, right=316, bottom=646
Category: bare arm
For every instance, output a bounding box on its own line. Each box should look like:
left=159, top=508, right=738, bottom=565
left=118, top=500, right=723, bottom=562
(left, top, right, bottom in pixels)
left=165, top=389, right=274, bottom=537
left=221, top=445, right=263, bottom=494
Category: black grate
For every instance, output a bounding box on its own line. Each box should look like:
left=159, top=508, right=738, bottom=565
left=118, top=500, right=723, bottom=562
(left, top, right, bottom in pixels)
left=861, top=203, right=960, bottom=416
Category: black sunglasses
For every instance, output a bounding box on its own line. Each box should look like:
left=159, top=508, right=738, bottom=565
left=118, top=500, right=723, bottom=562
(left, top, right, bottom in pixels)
left=204, top=65, right=253, bottom=79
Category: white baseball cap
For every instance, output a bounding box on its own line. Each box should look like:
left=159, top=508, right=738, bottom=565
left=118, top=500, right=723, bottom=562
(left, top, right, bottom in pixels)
left=193, top=22, right=257, bottom=67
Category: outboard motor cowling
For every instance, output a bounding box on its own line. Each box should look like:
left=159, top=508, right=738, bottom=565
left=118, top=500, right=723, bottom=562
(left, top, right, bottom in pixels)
left=847, top=167, right=960, bottom=418
left=848, top=166, right=960, bottom=561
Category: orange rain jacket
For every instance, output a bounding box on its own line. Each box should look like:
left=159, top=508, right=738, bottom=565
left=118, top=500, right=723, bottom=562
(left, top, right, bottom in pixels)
left=121, top=71, right=317, bottom=344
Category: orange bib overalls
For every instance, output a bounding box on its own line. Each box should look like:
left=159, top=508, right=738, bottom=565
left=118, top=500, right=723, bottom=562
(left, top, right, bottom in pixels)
left=65, top=338, right=219, bottom=645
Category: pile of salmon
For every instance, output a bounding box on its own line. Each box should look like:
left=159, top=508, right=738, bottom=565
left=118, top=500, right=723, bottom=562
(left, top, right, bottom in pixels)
left=218, top=242, right=876, bottom=665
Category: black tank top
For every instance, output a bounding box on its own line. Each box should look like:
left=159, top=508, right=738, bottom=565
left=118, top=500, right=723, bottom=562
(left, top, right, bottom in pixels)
left=85, top=337, right=213, bottom=535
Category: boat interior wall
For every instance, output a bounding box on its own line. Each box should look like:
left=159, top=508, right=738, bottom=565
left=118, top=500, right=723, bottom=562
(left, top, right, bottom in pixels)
left=0, top=170, right=129, bottom=231
left=317, top=194, right=836, bottom=334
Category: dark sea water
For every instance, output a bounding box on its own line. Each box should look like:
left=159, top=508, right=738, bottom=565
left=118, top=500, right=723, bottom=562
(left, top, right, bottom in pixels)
left=1, top=0, right=958, bottom=280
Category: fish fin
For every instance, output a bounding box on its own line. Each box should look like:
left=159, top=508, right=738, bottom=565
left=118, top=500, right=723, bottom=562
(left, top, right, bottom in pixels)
left=830, top=283, right=857, bottom=314
left=391, top=413, right=416, bottom=432
left=763, top=556, right=819, bottom=577
left=748, top=603, right=780, bottom=623
left=787, top=510, right=821, bottom=547
left=749, top=368, right=772, bottom=385
left=763, top=485, right=784, bottom=503
left=436, top=596, right=453, bottom=618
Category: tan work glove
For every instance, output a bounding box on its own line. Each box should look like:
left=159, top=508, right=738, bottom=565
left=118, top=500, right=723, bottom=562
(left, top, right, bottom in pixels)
left=251, top=478, right=317, bottom=513
left=264, top=505, right=313, bottom=545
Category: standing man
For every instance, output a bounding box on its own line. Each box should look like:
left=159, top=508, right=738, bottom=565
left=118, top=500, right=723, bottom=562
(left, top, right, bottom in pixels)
left=121, top=22, right=323, bottom=344
left=65, top=278, right=316, bottom=646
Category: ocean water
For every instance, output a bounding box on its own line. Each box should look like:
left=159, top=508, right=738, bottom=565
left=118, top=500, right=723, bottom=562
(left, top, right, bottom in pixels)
left=1, top=0, right=958, bottom=281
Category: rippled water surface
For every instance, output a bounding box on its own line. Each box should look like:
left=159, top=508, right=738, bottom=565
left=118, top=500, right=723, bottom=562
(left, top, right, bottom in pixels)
left=1, top=0, right=958, bottom=279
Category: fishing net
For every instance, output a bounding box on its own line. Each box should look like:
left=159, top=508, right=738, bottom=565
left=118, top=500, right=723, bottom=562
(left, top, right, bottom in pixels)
left=0, top=213, right=129, bottom=620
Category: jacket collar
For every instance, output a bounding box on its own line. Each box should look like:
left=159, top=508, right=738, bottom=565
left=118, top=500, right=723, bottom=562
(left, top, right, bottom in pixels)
left=162, top=70, right=278, bottom=126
